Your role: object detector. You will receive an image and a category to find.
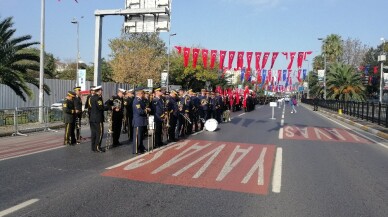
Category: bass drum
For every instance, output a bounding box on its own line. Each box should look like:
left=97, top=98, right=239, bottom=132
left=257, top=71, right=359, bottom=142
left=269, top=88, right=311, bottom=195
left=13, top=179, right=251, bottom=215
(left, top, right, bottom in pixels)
left=204, top=118, right=218, bottom=132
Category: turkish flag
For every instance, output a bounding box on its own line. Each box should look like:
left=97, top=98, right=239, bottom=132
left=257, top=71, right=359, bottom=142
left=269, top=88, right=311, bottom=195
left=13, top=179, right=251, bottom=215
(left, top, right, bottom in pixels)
left=246, top=52, right=253, bottom=70
left=373, top=66, right=379, bottom=74
left=257, top=70, right=262, bottom=84
left=245, top=68, right=251, bottom=81
left=270, top=52, right=279, bottom=69
left=219, top=50, right=227, bottom=69
left=282, top=52, right=288, bottom=60
left=183, top=47, right=190, bottom=68
left=303, top=51, right=313, bottom=60
left=287, top=52, right=296, bottom=70
left=192, top=48, right=200, bottom=68
left=202, top=49, right=209, bottom=68
left=255, top=52, right=262, bottom=70
left=267, top=69, right=272, bottom=84
left=236, top=51, right=244, bottom=69
left=174, top=46, right=182, bottom=54
left=262, top=52, right=270, bottom=69
left=297, top=52, right=304, bottom=69
left=210, top=50, right=217, bottom=69
left=278, top=70, right=282, bottom=83
left=228, top=51, right=236, bottom=69
left=297, top=69, right=302, bottom=82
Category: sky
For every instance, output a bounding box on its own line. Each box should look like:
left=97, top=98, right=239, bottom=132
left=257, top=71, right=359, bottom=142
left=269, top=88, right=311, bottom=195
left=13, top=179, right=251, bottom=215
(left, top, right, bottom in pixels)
left=1, top=0, right=388, bottom=70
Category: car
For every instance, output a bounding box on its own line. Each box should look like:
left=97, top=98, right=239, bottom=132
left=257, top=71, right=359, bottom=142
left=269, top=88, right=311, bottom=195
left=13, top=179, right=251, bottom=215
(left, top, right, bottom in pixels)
left=51, top=99, right=65, bottom=110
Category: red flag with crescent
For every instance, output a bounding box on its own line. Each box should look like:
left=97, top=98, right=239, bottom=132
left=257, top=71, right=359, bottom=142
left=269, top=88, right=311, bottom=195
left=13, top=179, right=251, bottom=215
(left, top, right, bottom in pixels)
left=246, top=52, right=253, bottom=70
left=287, top=52, right=296, bottom=70
left=174, top=46, right=182, bottom=54
left=297, top=69, right=302, bottom=82
left=210, top=50, right=217, bottom=69
left=245, top=68, right=251, bottom=81
left=373, top=66, right=379, bottom=74
left=183, top=47, right=190, bottom=68
left=192, top=48, right=200, bottom=68
left=228, top=51, right=236, bottom=69
left=202, top=49, right=209, bottom=68
left=237, top=51, right=244, bottom=69
left=270, top=52, right=279, bottom=69
left=278, top=70, right=282, bottom=83
left=257, top=70, right=262, bottom=84
left=261, top=52, right=270, bottom=69
left=297, top=52, right=304, bottom=69
left=267, top=69, right=272, bottom=84
left=219, top=50, right=227, bottom=70
left=255, top=52, right=262, bottom=70
left=303, top=51, right=313, bottom=60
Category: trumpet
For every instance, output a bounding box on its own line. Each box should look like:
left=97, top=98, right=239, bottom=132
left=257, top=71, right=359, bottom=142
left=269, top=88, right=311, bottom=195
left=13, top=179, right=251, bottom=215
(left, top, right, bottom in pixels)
left=180, top=113, right=192, bottom=124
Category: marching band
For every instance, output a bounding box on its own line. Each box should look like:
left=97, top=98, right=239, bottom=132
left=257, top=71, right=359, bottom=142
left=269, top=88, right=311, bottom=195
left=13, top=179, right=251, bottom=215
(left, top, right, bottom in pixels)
left=62, top=86, right=258, bottom=154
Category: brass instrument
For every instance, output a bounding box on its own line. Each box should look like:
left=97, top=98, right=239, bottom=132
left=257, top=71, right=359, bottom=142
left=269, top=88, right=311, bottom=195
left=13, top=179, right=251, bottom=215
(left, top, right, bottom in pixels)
left=105, top=99, right=122, bottom=150
left=180, top=113, right=192, bottom=124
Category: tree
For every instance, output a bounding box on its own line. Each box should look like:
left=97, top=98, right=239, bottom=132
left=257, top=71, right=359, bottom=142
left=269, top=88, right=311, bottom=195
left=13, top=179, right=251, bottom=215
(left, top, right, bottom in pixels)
left=0, top=16, right=50, bottom=101
left=326, top=63, right=365, bottom=101
left=322, top=34, right=343, bottom=63
left=109, top=33, right=166, bottom=86
left=340, top=38, right=369, bottom=69
left=85, top=58, right=113, bottom=82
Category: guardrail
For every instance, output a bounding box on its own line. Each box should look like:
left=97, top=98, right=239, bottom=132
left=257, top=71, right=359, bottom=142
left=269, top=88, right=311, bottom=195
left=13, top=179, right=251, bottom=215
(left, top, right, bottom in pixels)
left=302, top=99, right=388, bottom=128
left=0, top=106, right=89, bottom=136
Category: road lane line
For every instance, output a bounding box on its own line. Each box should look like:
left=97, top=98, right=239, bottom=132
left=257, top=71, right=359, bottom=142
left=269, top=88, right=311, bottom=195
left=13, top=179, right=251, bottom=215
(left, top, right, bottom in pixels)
left=237, top=113, right=245, bottom=117
left=0, top=199, right=39, bottom=217
left=279, top=128, right=283, bottom=140
left=280, top=119, right=284, bottom=126
left=315, top=112, right=388, bottom=150
left=0, top=146, right=64, bottom=162
left=272, top=147, right=283, bottom=193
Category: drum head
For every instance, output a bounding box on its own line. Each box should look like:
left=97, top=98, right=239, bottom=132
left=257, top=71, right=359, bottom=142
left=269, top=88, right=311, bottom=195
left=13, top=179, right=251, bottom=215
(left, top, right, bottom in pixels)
left=204, top=119, right=218, bottom=132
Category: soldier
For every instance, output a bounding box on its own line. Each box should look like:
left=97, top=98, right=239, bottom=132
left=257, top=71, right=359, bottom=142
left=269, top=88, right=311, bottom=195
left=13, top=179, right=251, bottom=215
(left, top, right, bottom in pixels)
left=63, top=91, right=76, bottom=146
left=215, top=91, right=224, bottom=123
left=133, top=88, right=150, bottom=154
left=198, top=89, right=209, bottom=130
left=166, top=90, right=178, bottom=142
left=84, top=86, right=95, bottom=119
left=73, top=86, right=82, bottom=144
left=151, top=87, right=165, bottom=148
left=105, top=88, right=125, bottom=147
left=189, top=90, right=200, bottom=132
left=89, top=86, right=107, bottom=152
left=124, top=89, right=135, bottom=141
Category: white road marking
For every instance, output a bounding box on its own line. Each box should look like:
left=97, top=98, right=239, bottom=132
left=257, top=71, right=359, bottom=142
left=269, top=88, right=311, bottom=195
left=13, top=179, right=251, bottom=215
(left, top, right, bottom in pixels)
left=0, top=146, right=64, bottom=162
left=0, top=199, right=39, bottom=217
left=272, top=147, right=283, bottom=193
left=237, top=113, right=246, bottom=117
left=241, top=147, right=267, bottom=185
left=315, top=112, right=388, bottom=150
left=280, top=119, right=284, bottom=126
left=279, top=128, right=283, bottom=139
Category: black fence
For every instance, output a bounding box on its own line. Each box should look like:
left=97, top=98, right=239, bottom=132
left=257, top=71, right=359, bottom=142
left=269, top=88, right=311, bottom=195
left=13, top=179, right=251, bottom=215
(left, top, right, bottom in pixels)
left=302, top=99, right=388, bottom=127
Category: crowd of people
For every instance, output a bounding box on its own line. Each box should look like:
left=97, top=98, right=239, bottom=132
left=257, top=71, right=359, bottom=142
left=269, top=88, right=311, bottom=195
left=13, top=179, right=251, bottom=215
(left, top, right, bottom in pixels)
left=62, top=86, right=258, bottom=154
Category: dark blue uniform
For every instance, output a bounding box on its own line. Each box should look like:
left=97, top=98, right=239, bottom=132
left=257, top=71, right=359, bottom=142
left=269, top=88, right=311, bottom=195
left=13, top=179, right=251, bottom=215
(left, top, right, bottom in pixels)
left=166, top=95, right=178, bottom=142
left=105, top=96, right=124, bottom=147
left=151, top=96, right=165, bottom=147
left=132, top=97, right=148, bottom=154
left=63, top=98, right=76, bottom=145
left=89, top=94, right=106, bottom=152
left=198, top=94, right=209, bottom=129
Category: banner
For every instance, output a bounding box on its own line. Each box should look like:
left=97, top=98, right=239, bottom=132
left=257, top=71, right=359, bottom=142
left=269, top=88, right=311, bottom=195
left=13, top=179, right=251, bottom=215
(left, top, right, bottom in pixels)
left=278, top=70, right=282, bottom=83
left=192, top=48, right=200, bottom=68
left=241, top=67, right=245, bottom=82
left=174, top=46, right=182, bottom=54
left=246, top=52, right=253, bottom=70
left=282, top=70, right=287, bottom=81
left=282, top=52, right=288, bottom=60
left=78, top=69, right=86, bottom=91
left=202, top=49, right=209, bottom=68
left=255, top=52, right=262, bottom=70
left=297, top=52, right=304, bottom=69
left=228, top=51, right=236, bottom=69
left=270, top=52, right=279, bottom=69
left=219, top=50, right=227, bottom=69
left=262, top=52, right=270, bottom=69
left=303, top=69, right=307, bottom=80
left=237, top=51, right=244, bottom=69
left=303, top=51, right=313, bottom=60
left=287, top=52, right=296, bottom=70
left=210, top=50, right=217, bottom=69
left=183, top=47, right=190, bottom=67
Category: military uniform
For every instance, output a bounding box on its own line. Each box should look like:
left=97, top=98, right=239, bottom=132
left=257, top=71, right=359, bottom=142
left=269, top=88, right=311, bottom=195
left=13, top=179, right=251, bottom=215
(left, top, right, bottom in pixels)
left=176, top=94, right=187, bottom=138
left=190, top=93, right=200, bottom=132
left=151, top=91, right=165, bottom=147
left=198, top=92, right=209, bottom=130
left=166, top=93, right=178, bottom=142
left=105, top=95, right=124, bottom=147
left=89, top=87, right=106, bottom=152
left=125, top=94, right=134, bottom=141
left=133, top=94, right=148, bottom=154
left=73, top=87, right=83, bottom=144
left=63, top=91, right=76, bottom=145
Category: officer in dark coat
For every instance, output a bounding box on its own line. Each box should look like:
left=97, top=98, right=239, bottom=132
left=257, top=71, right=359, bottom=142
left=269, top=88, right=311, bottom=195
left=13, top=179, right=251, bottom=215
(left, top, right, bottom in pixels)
left=63, top=91, right=76, bottom=145
left=84, top=86, right=95, bottom=119
left=89, top=86, right=107, bottom=152
left=215, top=91, right=224, bottom=123
left=124, top=89, right=134, bottom=141
left=151, top=87, right=165, bottom=148
left=105, top=88, right=125, bottom=147
left=166, top=90, right=178, bottom=142
left=133, top=88, right=150, bottom=154
left=73, top=86, right=83, bottom=144
left=189, top=90, right=200, bottom=132
left=198, top=89, right=209, bottom=130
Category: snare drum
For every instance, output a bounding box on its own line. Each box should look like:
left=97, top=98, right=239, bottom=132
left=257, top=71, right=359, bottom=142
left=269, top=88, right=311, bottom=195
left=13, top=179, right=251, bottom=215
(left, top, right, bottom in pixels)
left=204, top=118, right=218, bottom=132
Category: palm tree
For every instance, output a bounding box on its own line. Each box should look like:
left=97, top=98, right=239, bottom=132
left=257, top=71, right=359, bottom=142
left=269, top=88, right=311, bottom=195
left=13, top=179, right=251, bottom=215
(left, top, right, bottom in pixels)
left=322, top=34, right=343, bottom=63
left=0, top=16, right=50, bottom=101
left=326, top=63, right=365, bottom=101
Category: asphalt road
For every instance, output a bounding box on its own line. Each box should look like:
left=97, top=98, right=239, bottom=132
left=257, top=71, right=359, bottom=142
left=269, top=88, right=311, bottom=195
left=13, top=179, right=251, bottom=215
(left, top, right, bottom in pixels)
left=0, top=102, right=387, bottom=217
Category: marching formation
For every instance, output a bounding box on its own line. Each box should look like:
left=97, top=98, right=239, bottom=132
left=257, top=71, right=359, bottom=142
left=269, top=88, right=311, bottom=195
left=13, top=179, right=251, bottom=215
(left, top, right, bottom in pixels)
left=62, top=86, right=258, bottom=154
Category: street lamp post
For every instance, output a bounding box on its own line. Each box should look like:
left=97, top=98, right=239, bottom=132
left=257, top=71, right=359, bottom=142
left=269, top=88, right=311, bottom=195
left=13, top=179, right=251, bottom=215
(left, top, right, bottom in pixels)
left=71, top=17, right=82, bottom=86
left=38, top=0, right=45, bottom=123
left=167, top=33, right=176, bottom=91
left=318, top=38, right=327, bottom=100
left=305, top=59, right=310, bottom=98
left=379, top=38, right=386, bottom=103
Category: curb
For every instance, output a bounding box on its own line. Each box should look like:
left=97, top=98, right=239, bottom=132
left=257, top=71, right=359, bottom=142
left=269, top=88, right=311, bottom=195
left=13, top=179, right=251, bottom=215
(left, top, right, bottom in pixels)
left=301, top=103, right=388, bottom=140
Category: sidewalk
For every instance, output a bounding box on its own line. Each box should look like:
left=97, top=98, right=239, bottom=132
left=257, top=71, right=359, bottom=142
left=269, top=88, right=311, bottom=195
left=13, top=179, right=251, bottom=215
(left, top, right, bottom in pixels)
left=301, top=103, right=388, bottom=140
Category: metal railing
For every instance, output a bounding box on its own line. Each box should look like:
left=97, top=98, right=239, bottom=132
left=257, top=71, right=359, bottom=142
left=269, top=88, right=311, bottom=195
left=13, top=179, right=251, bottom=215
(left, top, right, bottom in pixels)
left=302, top=99, right=388, bottom=127
left=0, top=106, right=88, bottom=136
